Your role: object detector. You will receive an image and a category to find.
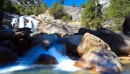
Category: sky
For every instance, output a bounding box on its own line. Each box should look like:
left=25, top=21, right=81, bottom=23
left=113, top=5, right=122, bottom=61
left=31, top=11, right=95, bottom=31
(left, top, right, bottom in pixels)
left=41, top=0, right=87, bottom=7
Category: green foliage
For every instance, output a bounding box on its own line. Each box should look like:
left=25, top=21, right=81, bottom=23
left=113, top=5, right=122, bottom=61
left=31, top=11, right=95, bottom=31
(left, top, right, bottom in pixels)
left=0, top=0, right=18, bottom=13
left=0, top=0, right=48, bottom=15
left=108, top=0, right=130, bottom=31
left=81, top=0, right=104, bottom=30
left=24, top=2, right=48, bottom=15
left=49, top=2, right=72, bottom=22
left=13, top=4, right=24, bottom=14
left=80, top=4, right=86, bottom=8
left=32, top=3, right=48, bottom=15
left=49, top=2, right=66, bottom=19
left=61, top=14, right=72, bottom=22
left=82, top=0, right=96, bottom=26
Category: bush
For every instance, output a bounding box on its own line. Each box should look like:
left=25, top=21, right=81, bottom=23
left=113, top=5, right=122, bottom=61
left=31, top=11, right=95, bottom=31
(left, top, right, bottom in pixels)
left=0, top=0, right=48, bottom=15
left=80, top=4, right=86, bottom=8
left=49, top=2, right=66, bottom=19
left=61, top=15, right=72, bottom=22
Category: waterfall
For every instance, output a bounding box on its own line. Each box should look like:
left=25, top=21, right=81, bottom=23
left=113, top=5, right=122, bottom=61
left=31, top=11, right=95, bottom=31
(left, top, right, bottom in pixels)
left=19, top=45, right=47, bottom=65
left=25, top=16, right=39, bottom=35
left=11, top=18, right=18, bottom=27
left=12, top=16, right=39, bottom=35
left=0, top=38, right=81, bottom=73
left=18, top=16, right=25, bottom=28
left=48, top=38, right=81, bottom=71
left=0, top=45, right=47, bottom=73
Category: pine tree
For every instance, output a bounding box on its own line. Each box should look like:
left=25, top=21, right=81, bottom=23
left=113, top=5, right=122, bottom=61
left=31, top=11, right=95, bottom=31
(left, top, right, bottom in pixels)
left=49, top=2, right=67, bottom=19
left=108, top=0, right=130, bottom=19
left=81, top=0, right=104, bottom=29
left=108, top=0, right=130, bottom=31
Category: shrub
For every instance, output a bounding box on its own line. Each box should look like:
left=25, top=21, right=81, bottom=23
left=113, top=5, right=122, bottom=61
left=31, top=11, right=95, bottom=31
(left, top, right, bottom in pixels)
left=61, top=15, right=72, bottom=22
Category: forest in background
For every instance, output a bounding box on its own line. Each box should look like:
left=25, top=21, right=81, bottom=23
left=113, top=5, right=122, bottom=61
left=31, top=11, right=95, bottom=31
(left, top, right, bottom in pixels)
left=1, top=0, right=130, bottom=31
left=82, top=0, right=130, bottom=31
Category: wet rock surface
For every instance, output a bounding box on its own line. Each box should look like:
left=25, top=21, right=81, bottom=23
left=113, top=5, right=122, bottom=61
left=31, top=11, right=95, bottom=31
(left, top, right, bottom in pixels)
left=0, top=46, right=18, bottom=66
left=35, top=54, right=58, bottom=65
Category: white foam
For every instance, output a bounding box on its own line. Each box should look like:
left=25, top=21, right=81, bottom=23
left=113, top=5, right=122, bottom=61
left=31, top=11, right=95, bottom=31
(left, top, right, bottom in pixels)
left=0, top=65, right=28, bottom=74
left=54, top=59, right=81, bottom=72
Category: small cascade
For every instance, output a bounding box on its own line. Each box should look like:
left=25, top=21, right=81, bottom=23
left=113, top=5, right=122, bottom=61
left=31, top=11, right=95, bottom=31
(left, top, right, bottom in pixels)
left=0, top=38, right=81, bottom=73
left=47, top=38, right=68, bottom=63
left=19, top=45, right=47, bottom=65
left=47, top=38, right=81, bottom=71
left=0, top=45, right=47, bottom=73
left=18, top=16, right=25, bottom=28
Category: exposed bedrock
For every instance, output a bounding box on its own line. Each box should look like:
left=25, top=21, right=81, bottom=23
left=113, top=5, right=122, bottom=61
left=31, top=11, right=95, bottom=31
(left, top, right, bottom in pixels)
left=74, top=33, right=123, bottom=74
left=77, top=28, right=130, bottom=56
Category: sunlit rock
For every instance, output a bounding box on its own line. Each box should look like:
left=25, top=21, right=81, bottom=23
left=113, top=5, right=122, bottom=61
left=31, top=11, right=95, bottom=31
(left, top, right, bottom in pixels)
left=77, top=33, right=111, bottom=56
left=74, top=50, right=123, bottom=74
left=36, top=20, right=73, bottom=37
left=0, top=46, right=18, bottom=66
left=76, top=28, right=130, bottom=56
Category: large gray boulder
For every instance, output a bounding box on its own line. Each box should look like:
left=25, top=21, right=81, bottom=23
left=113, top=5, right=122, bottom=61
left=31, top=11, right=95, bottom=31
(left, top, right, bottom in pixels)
left=36, top=20, right=73, bottom=37
left=77, top=33, right=111, bottom=56
left=0, top=46, right=18, bottom=66
left=74, top=50, right=123, bottom=74
left=77, top=28, right=130, bottom=56
left=96, top=28, right=130, bottom=55
left=74, top=33, right=123, bottom=73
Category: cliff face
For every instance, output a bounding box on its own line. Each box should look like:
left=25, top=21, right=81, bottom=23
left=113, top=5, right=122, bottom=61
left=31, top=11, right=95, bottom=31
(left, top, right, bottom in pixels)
left=63, top=6, right=84, bottom=22
left=11, top=0, right=42, bottom=6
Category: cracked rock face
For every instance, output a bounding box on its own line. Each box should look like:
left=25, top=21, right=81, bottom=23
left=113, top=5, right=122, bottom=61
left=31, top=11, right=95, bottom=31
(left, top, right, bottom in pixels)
left=74, top=50, right=123, bottom=74
left=74, top=33, right=123, bottom=74
left=77, top=33, right=111, bottom=56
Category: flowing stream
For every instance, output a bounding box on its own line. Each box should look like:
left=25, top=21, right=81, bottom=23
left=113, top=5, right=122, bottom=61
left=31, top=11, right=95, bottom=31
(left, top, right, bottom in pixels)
left=0, top=39, right=82, bottom=74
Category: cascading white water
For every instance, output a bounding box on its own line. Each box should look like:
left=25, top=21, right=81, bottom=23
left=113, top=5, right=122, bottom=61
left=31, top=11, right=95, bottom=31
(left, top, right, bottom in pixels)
left=0, top=38, right=81, bottom=73
left=19, top=45, right=47, bottom=65
left=18, top=16, right=25, bottom=28
left=48, top=38, right=81, bottom=71
left=25, top=16, right=39, bottom=35
left=11, top=18, right=18, bottom=27
left=0, top=45, right=46, bottom=73
left=11, top=16, right=39, bottom=35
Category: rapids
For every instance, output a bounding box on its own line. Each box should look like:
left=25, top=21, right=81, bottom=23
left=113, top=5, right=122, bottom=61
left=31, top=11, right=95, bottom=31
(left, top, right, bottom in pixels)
left=0, top=39, right=81, bottom=74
